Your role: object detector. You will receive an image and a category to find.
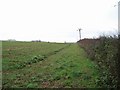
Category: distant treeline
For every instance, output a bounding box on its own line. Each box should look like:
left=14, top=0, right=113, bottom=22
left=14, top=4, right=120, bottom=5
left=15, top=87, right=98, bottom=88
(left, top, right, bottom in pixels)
left=7, top=39, right=16, bottom=41
left=31, top=40, right=41, bottom=42
left=78, top=35, right=119, bottom=88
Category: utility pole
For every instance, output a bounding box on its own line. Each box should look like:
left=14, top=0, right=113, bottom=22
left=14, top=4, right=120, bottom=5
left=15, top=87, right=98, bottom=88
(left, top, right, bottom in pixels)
left=77, top=28, right=82, bottom=40
left=118, top=1, right=120, bottom=36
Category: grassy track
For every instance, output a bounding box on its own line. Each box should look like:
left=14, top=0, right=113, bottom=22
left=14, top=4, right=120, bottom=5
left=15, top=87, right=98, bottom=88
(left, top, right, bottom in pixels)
left=2, top=41, right=100, bottom=88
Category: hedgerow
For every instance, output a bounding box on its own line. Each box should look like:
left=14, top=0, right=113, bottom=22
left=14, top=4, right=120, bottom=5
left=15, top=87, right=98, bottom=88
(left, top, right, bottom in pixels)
left=78, top=35, right=119, bottom=88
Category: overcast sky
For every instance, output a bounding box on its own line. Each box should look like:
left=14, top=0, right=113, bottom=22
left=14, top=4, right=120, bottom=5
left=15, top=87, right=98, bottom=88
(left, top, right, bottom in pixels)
left=0, top=0, right=119, bottom=42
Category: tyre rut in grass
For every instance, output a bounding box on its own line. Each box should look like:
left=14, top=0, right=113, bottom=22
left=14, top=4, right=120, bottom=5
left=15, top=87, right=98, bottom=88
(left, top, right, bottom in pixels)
left=16, top=44, right=71, bottom=69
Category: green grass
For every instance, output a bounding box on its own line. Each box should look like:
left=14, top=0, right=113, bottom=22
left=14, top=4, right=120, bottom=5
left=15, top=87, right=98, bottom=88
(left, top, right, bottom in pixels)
left=2, top=41, right=100, bottom=88
left=2, top=41, right=69, bottom=70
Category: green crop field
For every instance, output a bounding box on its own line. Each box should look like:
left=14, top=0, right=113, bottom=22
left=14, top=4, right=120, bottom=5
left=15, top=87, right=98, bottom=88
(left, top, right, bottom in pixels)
left=2, top=41, right=100, bottom=88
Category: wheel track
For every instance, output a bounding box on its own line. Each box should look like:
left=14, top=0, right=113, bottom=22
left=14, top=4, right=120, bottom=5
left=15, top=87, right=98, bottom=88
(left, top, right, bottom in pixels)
left=15, top=44, right=72, bottom=69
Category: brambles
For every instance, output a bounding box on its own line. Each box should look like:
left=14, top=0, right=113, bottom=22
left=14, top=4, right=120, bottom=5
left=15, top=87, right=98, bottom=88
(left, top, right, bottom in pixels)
left=78, top=35, right=118, bottom=88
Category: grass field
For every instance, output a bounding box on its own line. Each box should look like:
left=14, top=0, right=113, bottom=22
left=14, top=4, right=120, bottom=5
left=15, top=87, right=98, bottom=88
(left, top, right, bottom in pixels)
left=2, top=41, right=100, bottom=88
